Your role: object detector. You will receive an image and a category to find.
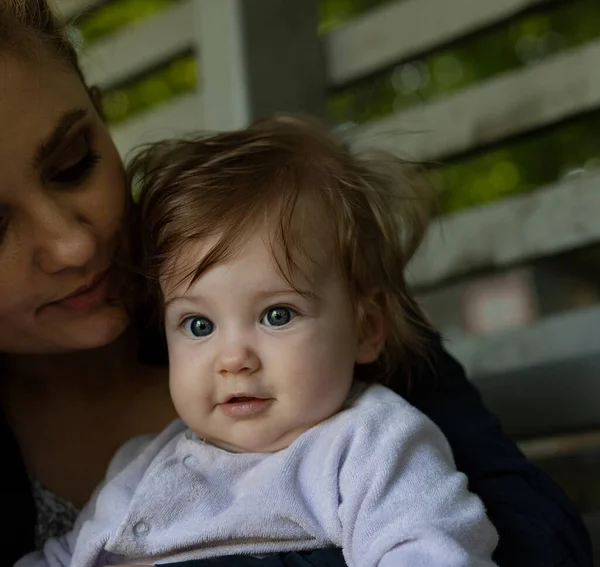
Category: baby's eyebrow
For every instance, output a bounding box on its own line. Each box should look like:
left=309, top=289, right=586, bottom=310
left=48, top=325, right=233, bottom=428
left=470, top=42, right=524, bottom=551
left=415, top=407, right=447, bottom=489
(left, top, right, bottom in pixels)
left=163, top=295, right=191, bottom=309
left=162, top=287, right=321, bottom=311
left=254, top=288, right=318, bottom=301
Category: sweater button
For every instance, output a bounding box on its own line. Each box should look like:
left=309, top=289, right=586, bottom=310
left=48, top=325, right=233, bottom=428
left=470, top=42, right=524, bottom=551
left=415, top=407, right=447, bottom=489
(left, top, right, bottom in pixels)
left=183, top=454, right=199, bottom=469
left=133, top=521, right=150, bottom=537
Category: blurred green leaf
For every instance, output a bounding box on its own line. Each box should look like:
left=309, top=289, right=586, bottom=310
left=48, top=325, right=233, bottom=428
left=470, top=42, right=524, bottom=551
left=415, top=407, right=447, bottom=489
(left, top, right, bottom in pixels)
left=102, top=54, right=197, bottom=125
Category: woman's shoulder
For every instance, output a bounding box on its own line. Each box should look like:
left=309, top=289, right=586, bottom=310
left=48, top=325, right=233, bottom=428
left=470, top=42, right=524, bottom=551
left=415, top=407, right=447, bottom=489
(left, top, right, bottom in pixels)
left=3, top=409, right=37, bottom=563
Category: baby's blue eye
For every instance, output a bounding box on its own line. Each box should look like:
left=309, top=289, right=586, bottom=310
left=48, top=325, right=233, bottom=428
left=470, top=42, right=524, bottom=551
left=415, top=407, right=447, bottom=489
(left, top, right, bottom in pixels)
left=262, top=307, right=295, bottom=328
left=182, top=316, right=214, bottom=338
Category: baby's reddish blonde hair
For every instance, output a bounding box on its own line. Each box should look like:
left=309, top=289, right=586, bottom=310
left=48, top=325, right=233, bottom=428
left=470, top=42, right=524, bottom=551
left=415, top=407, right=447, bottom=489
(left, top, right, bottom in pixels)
left=129, top=114, right=434, bottom=383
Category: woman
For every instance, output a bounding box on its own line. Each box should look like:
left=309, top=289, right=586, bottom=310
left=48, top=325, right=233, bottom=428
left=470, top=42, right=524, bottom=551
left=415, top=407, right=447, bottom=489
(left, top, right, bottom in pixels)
left=0, top=1, right=592, bottom=566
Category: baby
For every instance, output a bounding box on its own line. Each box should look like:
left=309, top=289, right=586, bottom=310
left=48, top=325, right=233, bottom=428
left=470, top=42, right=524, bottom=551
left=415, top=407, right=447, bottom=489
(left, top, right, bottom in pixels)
left=18, top=115, right=498, bottom=566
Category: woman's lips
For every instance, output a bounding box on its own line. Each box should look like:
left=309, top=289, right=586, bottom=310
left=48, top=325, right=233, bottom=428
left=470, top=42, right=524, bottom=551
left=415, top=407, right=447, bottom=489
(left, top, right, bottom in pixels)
left=218, top=397, right=273, bottom=419
left=51, top=271, right=111, bottom=314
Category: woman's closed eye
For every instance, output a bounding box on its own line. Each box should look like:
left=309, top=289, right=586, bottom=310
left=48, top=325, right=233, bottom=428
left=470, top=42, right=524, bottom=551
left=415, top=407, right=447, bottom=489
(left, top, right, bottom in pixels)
left=261, top=306, right=297, bottom=328
left=0, top=205, right=9, bottom=244
left=182, top=315, right=215, bottom=339
left=46, top=132, right=101, bottom=186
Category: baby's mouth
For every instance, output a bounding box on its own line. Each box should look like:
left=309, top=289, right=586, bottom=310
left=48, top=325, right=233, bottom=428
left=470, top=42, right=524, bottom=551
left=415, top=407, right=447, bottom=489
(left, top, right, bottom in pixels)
left=219, top=396, right=273, bottom=419
left=226, top=396, right=258, bottom=403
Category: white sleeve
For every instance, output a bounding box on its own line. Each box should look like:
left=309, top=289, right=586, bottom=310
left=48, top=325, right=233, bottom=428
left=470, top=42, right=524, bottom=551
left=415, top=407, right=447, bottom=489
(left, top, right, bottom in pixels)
left=13, top=545, right=67, bottom=567
left=337, top=401, right=499, bottom=567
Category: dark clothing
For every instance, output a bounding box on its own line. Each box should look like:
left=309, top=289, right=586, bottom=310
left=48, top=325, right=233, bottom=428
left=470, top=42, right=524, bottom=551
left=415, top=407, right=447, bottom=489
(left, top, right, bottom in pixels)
left=5, top=333, right=593, bottom=566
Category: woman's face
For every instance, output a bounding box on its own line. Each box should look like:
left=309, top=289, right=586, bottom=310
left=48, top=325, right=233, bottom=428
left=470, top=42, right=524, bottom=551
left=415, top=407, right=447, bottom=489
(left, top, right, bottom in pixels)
left=0, top=52, right=129, bottom=353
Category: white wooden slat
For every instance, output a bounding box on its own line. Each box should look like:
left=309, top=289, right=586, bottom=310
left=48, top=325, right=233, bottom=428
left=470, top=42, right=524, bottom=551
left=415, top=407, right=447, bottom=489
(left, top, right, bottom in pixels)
left=325, top=0, right=551, bottom=87
left=349, top=39, right=600, bottom=163
left=111, top=91, right=205, bottom=158
left=408, top=171, right=600, bottom=290
left=518, top=430, right=600, bottom=460
left=472, top=349, right=600, bottom=438
left=78, top=0, right=196, bottom=89
left=447, top=304, right=600, bottom=378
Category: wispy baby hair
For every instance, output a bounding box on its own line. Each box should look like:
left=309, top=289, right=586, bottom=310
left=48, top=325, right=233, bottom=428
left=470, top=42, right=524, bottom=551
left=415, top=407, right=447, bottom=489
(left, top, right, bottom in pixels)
left=129, top=113, right=434, bottom=383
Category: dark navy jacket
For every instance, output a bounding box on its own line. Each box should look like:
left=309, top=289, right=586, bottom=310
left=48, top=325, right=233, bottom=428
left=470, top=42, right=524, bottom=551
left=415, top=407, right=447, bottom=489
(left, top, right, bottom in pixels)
left=5, top=333, right=593, bottom=566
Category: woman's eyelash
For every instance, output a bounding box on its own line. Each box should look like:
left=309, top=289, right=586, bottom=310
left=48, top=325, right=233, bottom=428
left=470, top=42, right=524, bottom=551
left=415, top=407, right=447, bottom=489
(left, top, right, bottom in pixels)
left=0, top=206, right=10, bottom=244
left=50, top=150, right=100, bottom=184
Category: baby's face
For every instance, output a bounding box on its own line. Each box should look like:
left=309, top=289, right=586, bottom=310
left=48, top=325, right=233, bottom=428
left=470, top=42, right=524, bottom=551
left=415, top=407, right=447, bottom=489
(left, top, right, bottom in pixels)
left=161, top=226, right=376, bottom=453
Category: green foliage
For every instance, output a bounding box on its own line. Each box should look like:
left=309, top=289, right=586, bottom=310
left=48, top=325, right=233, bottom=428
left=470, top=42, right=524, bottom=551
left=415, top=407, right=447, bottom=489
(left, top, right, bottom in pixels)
left=328, top=0, right=600, bottom=125
left=435, top=111, right=600, bottom=213
left=325, top=0, right=600, bottom=213
left=101, top=54, right=197, bottom=125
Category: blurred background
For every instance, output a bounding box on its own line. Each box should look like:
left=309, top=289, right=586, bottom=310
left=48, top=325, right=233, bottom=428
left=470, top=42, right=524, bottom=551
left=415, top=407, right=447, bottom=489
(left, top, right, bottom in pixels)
left=54, top=0, right=600, bottom=558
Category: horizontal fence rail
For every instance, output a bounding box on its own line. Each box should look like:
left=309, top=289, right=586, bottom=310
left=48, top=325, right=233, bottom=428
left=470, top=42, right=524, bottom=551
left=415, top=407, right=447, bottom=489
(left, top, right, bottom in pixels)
left=408, top=170, right=600, bottom=289
left=80, top=0, right=196, bottom=90
left=348, top=39, right=600, bottom=162
left=447, top=304, right=600, bottom=377
left=112, top=91, right=205, bottom=156
left=325, top=0, right=553, bottom=87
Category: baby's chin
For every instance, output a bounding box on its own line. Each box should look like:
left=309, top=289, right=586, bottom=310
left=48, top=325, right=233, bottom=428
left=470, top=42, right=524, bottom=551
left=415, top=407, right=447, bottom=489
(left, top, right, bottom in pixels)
left=203, top=426, right=313, bottom=455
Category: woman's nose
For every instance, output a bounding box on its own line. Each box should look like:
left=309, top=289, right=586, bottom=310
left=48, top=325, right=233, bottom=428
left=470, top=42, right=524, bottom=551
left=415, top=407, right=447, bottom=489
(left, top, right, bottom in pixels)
left=31, top=200, right=96, bottom=274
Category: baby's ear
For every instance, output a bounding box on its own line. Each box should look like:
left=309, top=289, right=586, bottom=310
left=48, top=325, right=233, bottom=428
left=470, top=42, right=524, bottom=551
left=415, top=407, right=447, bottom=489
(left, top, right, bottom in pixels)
left=355, top=292, right=388, bottom=364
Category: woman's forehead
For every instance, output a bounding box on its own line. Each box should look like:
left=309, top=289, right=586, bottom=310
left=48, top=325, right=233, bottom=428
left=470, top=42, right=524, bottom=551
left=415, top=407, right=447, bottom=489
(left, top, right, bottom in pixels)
left=0, top=52, right=91, bottom=166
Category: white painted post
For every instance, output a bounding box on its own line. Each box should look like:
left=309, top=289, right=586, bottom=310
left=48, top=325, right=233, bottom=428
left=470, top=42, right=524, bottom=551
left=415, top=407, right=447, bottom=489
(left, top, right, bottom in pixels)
left=193, top=0, right=250, bottom=131
left=195, top=0, right=325, bottom=131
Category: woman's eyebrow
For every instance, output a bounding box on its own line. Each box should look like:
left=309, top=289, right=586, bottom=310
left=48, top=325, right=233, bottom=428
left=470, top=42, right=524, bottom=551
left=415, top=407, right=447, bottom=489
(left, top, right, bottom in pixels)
left=34, top=108, right=88, bottom=168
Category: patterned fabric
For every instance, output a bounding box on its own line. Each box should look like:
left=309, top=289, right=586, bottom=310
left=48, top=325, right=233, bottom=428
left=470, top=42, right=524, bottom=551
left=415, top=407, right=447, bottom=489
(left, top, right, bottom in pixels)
left=30, top=479, right=79, bottom=550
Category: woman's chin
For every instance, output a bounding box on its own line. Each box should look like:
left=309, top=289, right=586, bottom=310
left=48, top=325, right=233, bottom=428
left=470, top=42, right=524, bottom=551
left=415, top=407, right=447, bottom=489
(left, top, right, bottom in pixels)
left=1, top=304, right=131, bottom=355
left=55, top=305, right=131, bottom=353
